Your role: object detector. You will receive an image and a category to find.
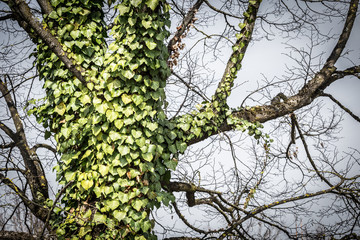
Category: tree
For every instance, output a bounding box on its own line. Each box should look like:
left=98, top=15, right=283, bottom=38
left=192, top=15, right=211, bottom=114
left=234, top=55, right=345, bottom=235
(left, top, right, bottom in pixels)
left=0, top=0, right=359, bottom=239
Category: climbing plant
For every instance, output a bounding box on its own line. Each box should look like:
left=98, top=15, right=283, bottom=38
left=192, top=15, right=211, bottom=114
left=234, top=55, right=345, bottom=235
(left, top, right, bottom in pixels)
left=27, top=0, right=267, bottom=239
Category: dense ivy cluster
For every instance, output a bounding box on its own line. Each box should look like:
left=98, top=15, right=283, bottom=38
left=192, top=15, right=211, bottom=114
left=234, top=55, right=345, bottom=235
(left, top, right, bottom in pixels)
left=31, top=0, right=182, bottom=239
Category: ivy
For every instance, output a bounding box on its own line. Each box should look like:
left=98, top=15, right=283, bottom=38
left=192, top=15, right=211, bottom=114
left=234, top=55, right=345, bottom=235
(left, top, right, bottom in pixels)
left=28, top=0, right=269, bottom=239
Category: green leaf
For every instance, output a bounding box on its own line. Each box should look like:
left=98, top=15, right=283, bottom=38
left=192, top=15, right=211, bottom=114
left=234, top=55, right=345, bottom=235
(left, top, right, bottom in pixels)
left=80, top=94, right=91, bottom=105
left=146, top=122, right=158, bottom=132
left=48, top=11, right=58, bottom=19
left=123, top=70, right=135, bottom=79
left=178, top=123, right=190, bottom=132
left=191, top=127, right=202, bottom=137
left=164, top=159, right=178, bottom=171
left=106, top=109, right=118, bottom=122
left=117, top=168, right=127, bottom=176
left=95, top=103, right=108, bottom=114
left=141, top=220, right=152, bottom=232
left=121, top=94, right=132, bottom=105
left=130, top=0, right=142, bottom=7
left=70, top=30, right=81, bottom=39
left=142, top=20, right=152, bottom=29
left=145, top=40, right=157, bottom=50
left=55, top=102, right=66, bottom=115
left=81, top=150, right=92, bottom=160
left=136, top=137, right=145, bottom=147
left=92, top=125, right=101, bottom=136
left=132, top=199, right=144, bottom=211
left=167, top=131, right=177, bottom=140
left=131, top=129, right=142, bottom=138
left=145, top=0, right=159, bottom=10
left=81, top=180, right=94, bottom=190
left=177, top=142, right=187, bottom=153
left=168, top=144, right=177, bottom=154
left=117, top=4, right=130, bottom=15
left=132, top=95, right=143, bottom=106
left=114, top=119, right=124, bottom=129
left=44, top=131, right=51, bottom=139
left=61, top=127, right=71, bottom=139
left=148, top=144, right=156, bottom=154
left=64, top=171, right=76, bottom=181
left=239, top=23, right=246, bottom=29
left=118, top=145, right=130, bottom=156
left=109, top=130, right=121, bottom=141
left=114, top=210, right=127, bottom=221
left=107, top=199, right=120, bottom=210
left=118, top=192, right=129, bottom=204
left=123, top=107, right=134, bottom=117
left=99, top=165, right=109, bottom=176
left=94, top=212, right=107, bottom=223
left=142, top=152, right=153, bottom=162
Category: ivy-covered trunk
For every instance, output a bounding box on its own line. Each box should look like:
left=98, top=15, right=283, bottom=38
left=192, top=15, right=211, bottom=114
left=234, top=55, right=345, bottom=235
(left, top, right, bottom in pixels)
left=32, top=0, right=180, bottom=239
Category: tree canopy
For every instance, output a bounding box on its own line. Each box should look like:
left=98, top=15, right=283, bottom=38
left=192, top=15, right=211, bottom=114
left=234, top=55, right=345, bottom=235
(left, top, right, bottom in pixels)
left=0, top=0, right=359, bottom=239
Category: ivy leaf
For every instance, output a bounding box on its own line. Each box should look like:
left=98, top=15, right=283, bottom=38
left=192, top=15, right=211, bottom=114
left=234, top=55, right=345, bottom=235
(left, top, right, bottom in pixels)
left=118, top=145, right=130, bottom=156
left=191, top=127, right=202, bottom=137
left=118, top=192, right=129, bottom=204
left=123, top=70, right=135, bottom=79
left=142, top=152, right=153, bottom=162
left=145, top=0, right=159, bottom=10
left=94, top=212, right=107, bottom=223
left=80, top=94, right=91, bottom=105
left=114, top=210, right=127, bottom=221
left=55, top=102, right=66, bottom=115
left=121, top=94, right=132, bottom=104
left=130, top=0, right=142, bottom=7
left=177, top=142, right=187, bottom=153
left=132, top=95, right=143, bottom=106
left=109, top=130, right=121, bottom=141
left=178, top=123, right=190, bottom=132
left=114, top=119, right=124, bottom=129
left=64, top=171, right=76, bottom=181
left=167, top=131, right=177, bottom=140
left=106, top=109, right=118, bottom=122
left=44, top=131, right=51, bottom=139
left=99, top=165, right=109, bottom=176
left=117, top=168, right=127, bottom=176
left=61, top=127, right=71, bottom=139
left=142, top=20, right=152, bottom=29
left=117, top=4, right=130, bottom=15
left=145, top=40, right=157, bottom=50
left=132, top=199, right=144, bottom=211
left=48, top=11, right=58, bottom=19
left=95, top=103, right=108, bottom=114
left=164, top=159, right=178, bottom=171
left=148, top=144, right=156, bottom=154
left=141, top=220, right=152, bottom=232
left=107, top=200, right=120, bottom=210
left=81, top=180, right=94, bottom=190
left=146, top=122, right=158, bottom=132
left=131, top=129, right=142, bottom=138
left=70, top=30, right=81, bottom=39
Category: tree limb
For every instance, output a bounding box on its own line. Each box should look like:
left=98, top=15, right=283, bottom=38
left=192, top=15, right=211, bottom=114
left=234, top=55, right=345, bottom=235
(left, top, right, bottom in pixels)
left=321, top=93, right=360, bottom=123
left=186, top=0, right=359, bottom=146
left=0, top=79, right=49, bottom=213
left=32, top=143, right=57, bottom=154
left=35, top=0, right=53, bottom=15
left=6, top=0, right=86, bottom=84
left=212, top=0, right=262, bottom=105
left=167, top=0, right=204, bottom=56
